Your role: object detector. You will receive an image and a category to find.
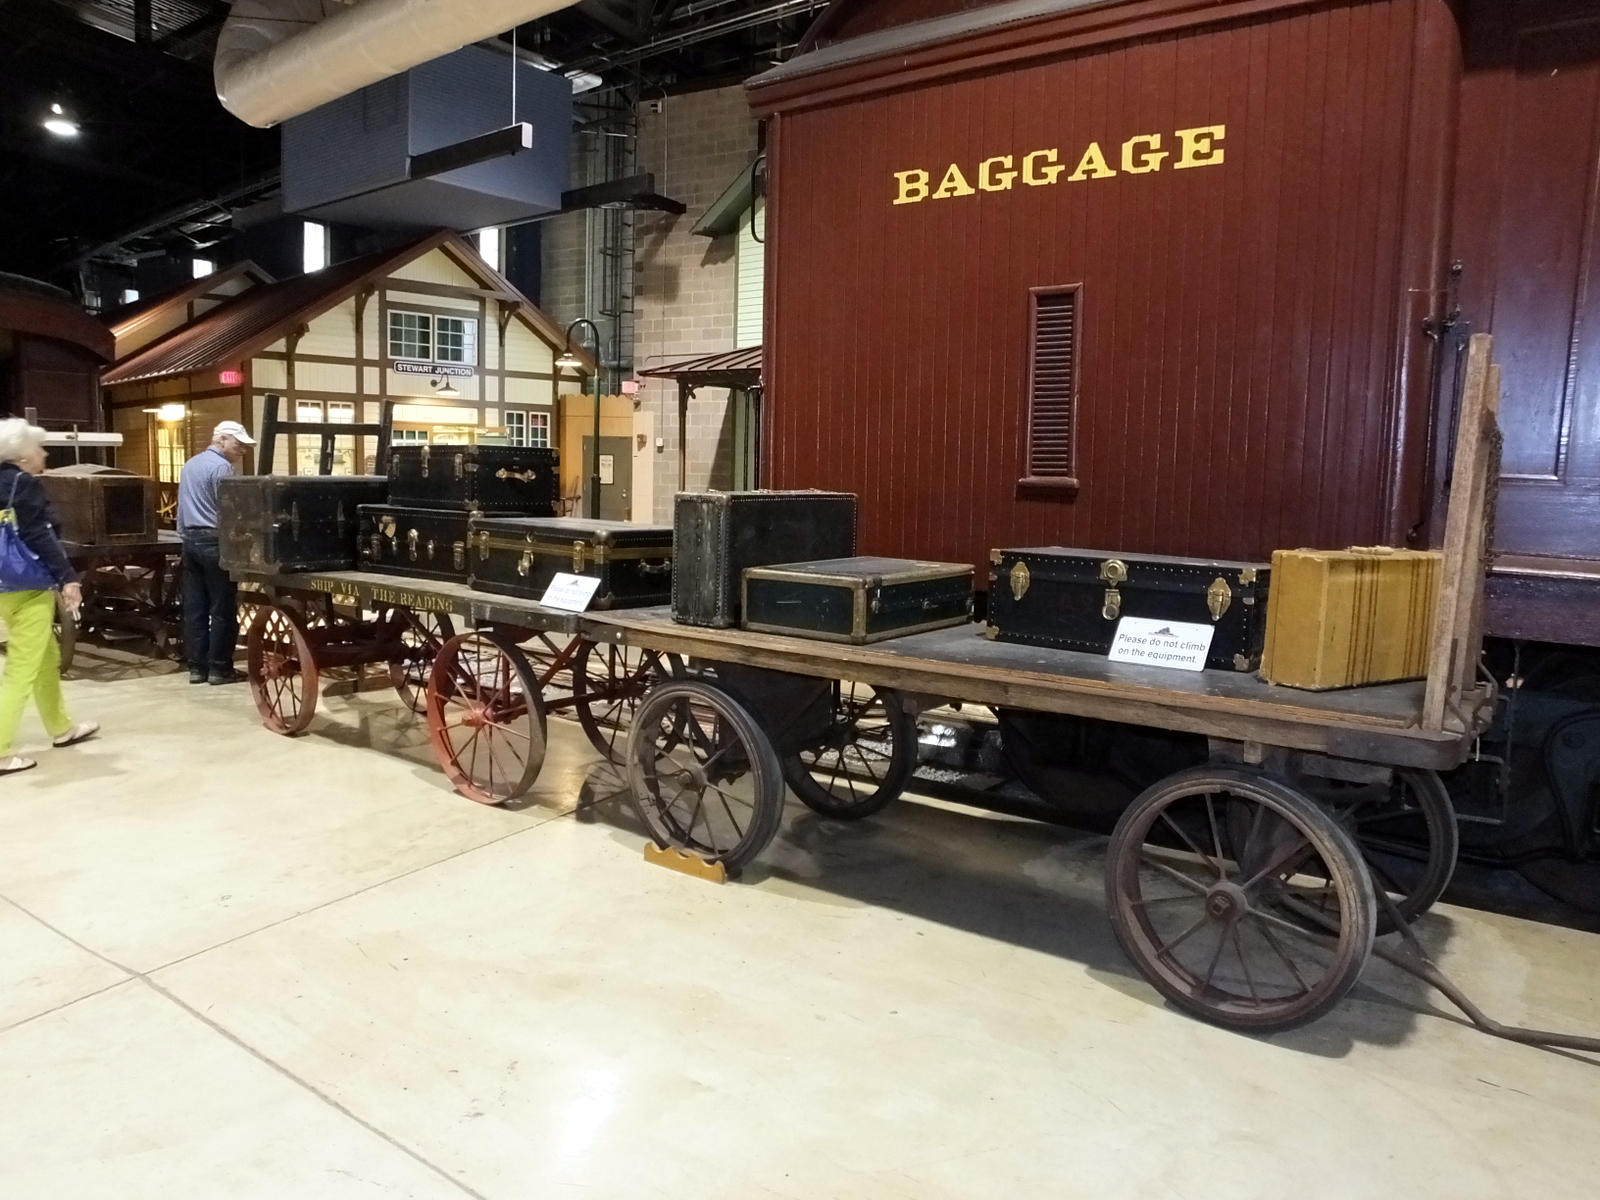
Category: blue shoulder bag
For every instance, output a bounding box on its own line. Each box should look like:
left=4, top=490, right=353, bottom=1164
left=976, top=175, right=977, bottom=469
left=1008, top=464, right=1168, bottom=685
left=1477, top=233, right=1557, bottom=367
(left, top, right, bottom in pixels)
left=0, top=470, right=61, bottom=593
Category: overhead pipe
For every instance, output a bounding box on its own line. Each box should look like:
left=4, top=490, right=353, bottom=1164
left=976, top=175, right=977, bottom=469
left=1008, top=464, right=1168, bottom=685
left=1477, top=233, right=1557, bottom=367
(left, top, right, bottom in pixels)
left=215, top=0, right=585, bottom=128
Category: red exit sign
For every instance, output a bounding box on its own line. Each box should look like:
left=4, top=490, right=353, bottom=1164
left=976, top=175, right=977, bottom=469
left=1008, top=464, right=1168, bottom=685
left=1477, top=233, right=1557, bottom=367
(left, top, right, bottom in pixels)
left=219, top=369, right=243, bottom=386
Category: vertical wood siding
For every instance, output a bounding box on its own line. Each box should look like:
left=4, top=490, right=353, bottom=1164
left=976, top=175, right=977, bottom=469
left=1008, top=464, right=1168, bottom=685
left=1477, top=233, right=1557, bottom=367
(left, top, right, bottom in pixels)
left=764, top=0, right=1449, bottom=572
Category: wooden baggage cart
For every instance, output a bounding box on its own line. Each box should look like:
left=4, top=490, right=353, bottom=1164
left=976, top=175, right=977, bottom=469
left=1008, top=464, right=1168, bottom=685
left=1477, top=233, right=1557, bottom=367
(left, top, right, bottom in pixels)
left=566, top=334, right=1508, bottom=1035
left=223, top=335, right=1523, bottom=1038
left=228, top=567, right=680, bottom=803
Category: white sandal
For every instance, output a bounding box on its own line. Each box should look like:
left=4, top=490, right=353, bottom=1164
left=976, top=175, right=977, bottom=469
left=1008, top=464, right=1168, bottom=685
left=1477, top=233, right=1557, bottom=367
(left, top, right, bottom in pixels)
left=52, top=722, right=99, bottom=748
left=0, top=755, right=37, bottom=774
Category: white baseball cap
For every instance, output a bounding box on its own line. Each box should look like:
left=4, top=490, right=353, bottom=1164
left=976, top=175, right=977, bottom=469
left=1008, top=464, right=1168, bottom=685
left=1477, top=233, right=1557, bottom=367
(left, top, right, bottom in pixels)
left=214, top=420, right=256, bottom=445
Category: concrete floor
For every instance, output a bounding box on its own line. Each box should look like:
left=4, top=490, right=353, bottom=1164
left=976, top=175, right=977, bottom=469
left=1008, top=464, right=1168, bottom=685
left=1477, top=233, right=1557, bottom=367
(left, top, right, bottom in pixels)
left=2, top=650, right=1599, bottom=1199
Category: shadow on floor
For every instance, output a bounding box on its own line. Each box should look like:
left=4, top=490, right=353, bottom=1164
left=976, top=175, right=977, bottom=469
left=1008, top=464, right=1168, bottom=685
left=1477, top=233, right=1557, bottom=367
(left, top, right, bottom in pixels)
left=566, top=760, right=1458, bottom=1058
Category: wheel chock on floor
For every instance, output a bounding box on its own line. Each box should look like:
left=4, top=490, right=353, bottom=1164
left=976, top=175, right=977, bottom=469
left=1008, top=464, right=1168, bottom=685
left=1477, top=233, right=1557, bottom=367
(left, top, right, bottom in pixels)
left=644, top=843, right=727, bottom=884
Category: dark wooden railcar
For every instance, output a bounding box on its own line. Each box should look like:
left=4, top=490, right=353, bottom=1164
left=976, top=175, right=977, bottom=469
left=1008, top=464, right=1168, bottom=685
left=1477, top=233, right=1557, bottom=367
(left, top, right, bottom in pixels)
left=749, top=0, right=1460, bottom=573
left=750, top=0, right=1600, bottom=647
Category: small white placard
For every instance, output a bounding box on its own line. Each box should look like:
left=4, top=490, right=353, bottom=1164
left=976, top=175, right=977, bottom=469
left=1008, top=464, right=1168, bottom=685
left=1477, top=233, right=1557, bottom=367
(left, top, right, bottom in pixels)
left=598, top=453, right=615, bottom=485
left=541, top=572, right=603, bottom=612
left=1108, top=616, right=1216, bottom=672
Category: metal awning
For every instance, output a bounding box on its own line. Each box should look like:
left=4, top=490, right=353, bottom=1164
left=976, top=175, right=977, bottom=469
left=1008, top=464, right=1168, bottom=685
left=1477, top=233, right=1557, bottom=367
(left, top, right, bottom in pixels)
left=640, top=344, right=762, bottom=387
left=691, top=162, right=758, bottom=238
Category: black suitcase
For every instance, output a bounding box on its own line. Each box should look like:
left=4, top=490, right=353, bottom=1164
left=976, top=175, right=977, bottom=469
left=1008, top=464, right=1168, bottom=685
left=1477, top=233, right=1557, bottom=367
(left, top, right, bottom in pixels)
left=742, top=556, right=974, bottom=644
left=468, top=516, right=673, bottom=608
left=987, top=547, right=1271, bottom=672
left=387, top=444, right=558, bottom=513
left=357, top=504, right=474, bottom=583
left=218, top=475, right=388, bottom=573
left=672, top=490, right=857, bottom=627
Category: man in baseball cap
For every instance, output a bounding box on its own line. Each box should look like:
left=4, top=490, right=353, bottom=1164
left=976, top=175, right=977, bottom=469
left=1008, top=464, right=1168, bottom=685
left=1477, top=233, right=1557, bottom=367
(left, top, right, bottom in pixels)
left=177, top=421, right=255, bottom=684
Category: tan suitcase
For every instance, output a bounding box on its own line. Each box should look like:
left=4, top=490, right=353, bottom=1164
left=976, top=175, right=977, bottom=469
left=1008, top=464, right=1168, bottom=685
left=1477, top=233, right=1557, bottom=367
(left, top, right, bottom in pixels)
left=1260, top=546, right=1441, bottom=690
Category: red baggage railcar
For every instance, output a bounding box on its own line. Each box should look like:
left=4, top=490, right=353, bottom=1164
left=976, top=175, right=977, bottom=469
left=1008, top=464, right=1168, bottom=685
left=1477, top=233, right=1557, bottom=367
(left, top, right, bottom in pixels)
left=748, top=0, right=1600, bottom=646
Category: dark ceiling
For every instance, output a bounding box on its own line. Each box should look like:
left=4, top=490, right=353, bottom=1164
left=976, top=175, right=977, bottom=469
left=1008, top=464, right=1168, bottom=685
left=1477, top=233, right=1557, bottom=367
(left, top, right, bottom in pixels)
left=0, top=0, right=826, bottom=296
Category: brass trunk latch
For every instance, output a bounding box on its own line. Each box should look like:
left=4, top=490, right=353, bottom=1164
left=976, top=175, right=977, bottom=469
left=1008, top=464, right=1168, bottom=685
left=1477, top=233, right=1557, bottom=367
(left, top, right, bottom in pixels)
left=406, top=528, right=419, bottom=561
left=1207, top=577, right=1232, bottom=621
left=517, top=550, right=533, bottom=577
left=475, top=530, right=491, bottom=561
left=1100, top=558, right=1127, bottom=621
left=452, top=542, right=465, bottom=570
left=419, top=452, right=429, bottom=478
left=367, top=534, right=381, bottom=560
left=425, top=537, right=437, bottom=561
left=572, top=541, right=588, bottom=573
left=453, top=453, right=465, bottom=480
left=1009, top=560, right=1031, bottom=602
left=496, top=467, right=537, bottom=483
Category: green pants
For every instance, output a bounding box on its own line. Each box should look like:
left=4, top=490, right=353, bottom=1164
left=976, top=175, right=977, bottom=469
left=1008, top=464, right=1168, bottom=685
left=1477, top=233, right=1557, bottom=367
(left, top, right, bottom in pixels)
left=0, top=589, right=71, bottom=755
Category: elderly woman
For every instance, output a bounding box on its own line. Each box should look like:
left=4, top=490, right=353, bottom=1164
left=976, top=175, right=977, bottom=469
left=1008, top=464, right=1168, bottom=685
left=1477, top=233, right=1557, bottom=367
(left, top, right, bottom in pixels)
left=0, top=419, right=97, bottom=775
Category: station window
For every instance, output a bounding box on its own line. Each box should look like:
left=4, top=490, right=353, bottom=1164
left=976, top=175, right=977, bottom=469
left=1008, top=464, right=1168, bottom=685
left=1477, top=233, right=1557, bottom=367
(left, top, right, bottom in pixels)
left=503, top=410, right=549, bottom=448
left=389, top=311, right=430, bottom=360
left=1021, top=284, right=1081, bottom=488
left=388, top=309, right=478, bottom=365
left=392, top=429, right=429, bottom=444
left=435, top=316, right=477, bottom=364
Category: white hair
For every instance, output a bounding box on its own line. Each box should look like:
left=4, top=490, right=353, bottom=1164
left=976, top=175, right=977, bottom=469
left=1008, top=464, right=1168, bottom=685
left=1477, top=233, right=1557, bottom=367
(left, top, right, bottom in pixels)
left=0, top=418, right=48, bottom=465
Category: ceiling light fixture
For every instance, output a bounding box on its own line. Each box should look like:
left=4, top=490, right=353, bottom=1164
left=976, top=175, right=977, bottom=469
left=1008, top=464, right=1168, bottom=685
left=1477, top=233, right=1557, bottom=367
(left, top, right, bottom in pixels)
left=43, top=115, right=80, bottom=138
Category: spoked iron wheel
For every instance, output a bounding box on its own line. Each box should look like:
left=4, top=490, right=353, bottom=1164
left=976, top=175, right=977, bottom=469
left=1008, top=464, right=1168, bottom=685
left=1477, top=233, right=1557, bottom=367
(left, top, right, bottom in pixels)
left=426, top=631, right=547, bottom=805
left=1304, top=768, right=1459, bottom=934
left=247, top=604, right=320, bottom=735
left=571, top=641, right=683, bottom=765
left=626, top=679, right=785, bottom=875
left=517, top=631, right=584, bottom=705
left=387, top=609, right=456, bottom=713
left=1105, top=767, right=1376, bottom=1032
left=783, top=682, right=917, bottom=819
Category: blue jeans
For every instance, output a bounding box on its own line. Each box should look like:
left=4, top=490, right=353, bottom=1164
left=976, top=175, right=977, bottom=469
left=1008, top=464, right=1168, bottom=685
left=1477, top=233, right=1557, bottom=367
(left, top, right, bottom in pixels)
left=182, top=533, right=238, bottom=673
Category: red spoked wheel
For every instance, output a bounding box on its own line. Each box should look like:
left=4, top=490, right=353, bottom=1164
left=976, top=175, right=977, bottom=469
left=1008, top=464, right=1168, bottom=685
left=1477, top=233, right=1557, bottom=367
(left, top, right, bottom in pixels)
left=426, top=631, right=547, bottom=805
left=247, top=603, right=320, bottom=735
left=387, top=608, right=456, bottom=713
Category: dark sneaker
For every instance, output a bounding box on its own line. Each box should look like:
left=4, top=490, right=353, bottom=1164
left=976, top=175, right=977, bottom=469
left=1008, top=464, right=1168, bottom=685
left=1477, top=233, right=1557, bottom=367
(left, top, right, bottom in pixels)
left=189, top=669, right=207, bottom=684
left=208, top=668, right=247, bottom=686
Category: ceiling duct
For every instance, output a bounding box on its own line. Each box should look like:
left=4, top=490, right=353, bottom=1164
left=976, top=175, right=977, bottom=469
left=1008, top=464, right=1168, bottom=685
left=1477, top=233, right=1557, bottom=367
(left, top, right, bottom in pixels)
left=215, top=0, right=586, bottom=129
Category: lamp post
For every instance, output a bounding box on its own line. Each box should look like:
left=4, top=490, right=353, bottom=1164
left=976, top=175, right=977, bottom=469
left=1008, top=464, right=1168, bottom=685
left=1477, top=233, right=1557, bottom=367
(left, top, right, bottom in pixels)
left=556, top=318, right=603, bottom=520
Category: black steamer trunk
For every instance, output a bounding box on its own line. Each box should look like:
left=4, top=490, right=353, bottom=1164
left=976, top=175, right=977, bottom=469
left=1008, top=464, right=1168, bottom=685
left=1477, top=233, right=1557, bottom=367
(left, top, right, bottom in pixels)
left=742, top=557, right=974, bottom=643
left=671, top=491, right=858, bottom=627
left=468, top=517, right=673, bottom=607
left=988, top=548, right=1272, bottom=672
left=218, top=476, right=388, bottom=573
left=358, top=504, right=474, bottom=583
left=388, top=445, right=558, bottom=513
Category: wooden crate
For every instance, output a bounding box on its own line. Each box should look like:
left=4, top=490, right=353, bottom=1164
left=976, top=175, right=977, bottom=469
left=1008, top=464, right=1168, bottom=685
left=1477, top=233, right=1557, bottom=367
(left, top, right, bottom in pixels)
left=39, top=466, right=159, bottom=547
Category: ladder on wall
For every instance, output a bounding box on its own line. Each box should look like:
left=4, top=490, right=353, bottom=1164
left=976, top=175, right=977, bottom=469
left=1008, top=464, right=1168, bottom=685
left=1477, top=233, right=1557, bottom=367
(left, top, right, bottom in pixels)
left=255, top=393, right=396, bottom=476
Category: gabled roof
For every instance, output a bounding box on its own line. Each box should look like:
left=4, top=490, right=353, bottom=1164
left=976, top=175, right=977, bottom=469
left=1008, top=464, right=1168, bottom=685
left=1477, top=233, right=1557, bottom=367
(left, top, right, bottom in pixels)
left=103, top=231, right=593, bottom=386
left=640, top=345, right=762, bottom=386
left=105, top=260, right=274, bottom=337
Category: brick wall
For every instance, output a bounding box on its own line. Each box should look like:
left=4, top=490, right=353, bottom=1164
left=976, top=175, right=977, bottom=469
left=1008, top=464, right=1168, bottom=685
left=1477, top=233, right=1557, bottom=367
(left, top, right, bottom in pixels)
left=543, top=85, right=758, bottom=523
